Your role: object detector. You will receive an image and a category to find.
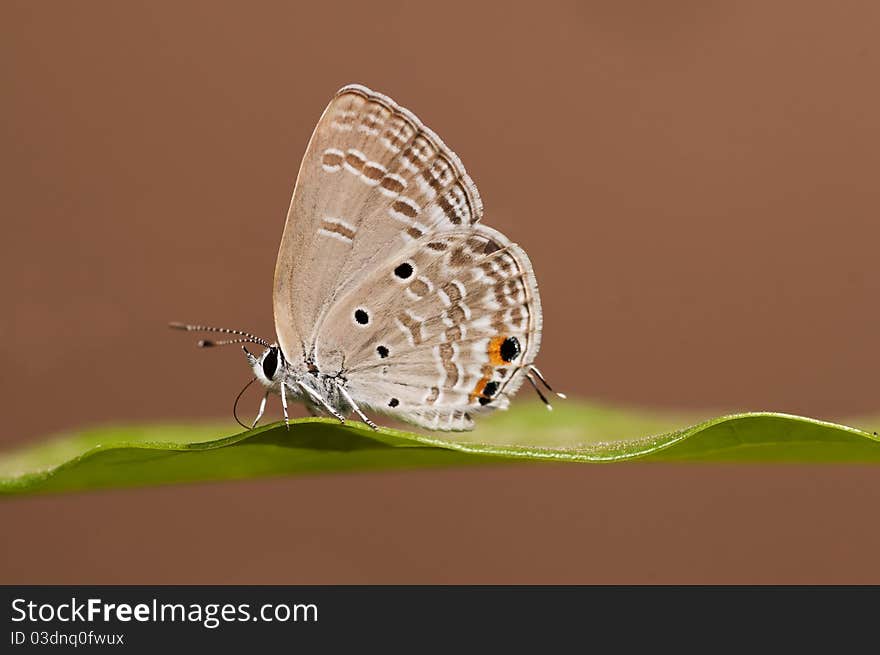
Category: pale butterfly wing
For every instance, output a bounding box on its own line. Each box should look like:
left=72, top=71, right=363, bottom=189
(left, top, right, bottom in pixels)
left=318, top=225, right=542, bottom=430
left=274, top=84, right=543, bottom=430
left=274, top=84, right=483, bottom=363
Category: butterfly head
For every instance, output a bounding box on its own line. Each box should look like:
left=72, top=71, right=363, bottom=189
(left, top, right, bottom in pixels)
left=243, top=344, right=285, bottom=387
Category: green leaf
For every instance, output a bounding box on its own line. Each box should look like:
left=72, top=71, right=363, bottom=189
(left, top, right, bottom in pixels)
left=1, top=402, right=878, bottom=495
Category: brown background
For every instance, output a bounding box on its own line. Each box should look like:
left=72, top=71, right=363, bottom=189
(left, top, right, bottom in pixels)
left=1, top=1, right=878, bottom=583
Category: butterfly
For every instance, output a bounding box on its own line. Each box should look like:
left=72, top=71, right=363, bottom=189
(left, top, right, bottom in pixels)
left=171, top=84, right=563, bottom=431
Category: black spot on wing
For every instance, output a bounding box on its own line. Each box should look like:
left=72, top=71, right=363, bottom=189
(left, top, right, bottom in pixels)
left=500, top=337, right=520, bottom=362
left=479, top=380, right=500, bottom=406
left=394, top=262, right=413, bottom=279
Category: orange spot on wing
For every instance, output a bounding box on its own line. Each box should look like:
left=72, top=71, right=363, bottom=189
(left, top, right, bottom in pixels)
left=488, top=336, right=507, bottom=366
left=469, top=375, right=491, bottom=403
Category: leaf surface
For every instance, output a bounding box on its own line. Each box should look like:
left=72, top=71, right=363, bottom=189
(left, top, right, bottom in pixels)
left=1, top=403, right=877, bottom=495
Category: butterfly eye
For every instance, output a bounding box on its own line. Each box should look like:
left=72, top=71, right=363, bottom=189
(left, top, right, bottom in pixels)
left=262, top=347, right=279, bottom=380
left=393, top=262, right=413, bottom=279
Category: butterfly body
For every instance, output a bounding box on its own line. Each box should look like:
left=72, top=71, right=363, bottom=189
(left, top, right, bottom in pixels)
left=173, top=84, right=560, bottom=432
left=244, top=345, right=353, bottom=424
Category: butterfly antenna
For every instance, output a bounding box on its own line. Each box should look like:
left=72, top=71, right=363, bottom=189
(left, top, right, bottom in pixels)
left=169, top=322, right=271, bottom=348
left=529, top=366, right=567, bottom=400
left=233, top=377, right=258, bottom=430
left=197, top=337, right=264, bottom=348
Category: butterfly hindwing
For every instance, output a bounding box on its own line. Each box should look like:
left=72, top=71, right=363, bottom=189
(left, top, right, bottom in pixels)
left=274, top=84, right=484, bottom=364
left=315, top=225, right=542, bottom=431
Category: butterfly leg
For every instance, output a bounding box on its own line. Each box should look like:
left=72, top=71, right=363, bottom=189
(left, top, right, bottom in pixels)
left=280, top=382, right=291, bottom=430
left=335, top=382, right=378, bottom=431
left=252, top=390, right=270, bottom=429
left=296, top=380, right=346, bottom=424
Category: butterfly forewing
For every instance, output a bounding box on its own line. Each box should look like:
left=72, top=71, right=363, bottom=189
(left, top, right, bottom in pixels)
left=274, top=85, right=483, bottom=363
left=273, top=84, right=543, bottom=430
